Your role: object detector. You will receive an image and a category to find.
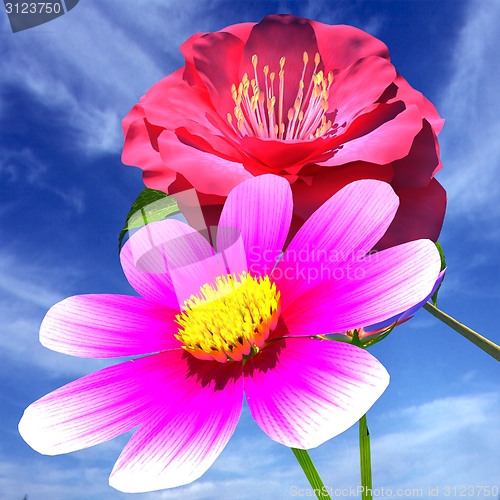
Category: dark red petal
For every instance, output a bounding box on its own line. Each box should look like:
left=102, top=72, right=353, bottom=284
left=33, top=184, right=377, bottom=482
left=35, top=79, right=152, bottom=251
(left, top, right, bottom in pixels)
left=391, top=119, right=442, bottom=190
left=192, top=31, right=245, bottom=119
left=375, top=178, right=447, bottom=250
left=291, top=162, right=394, bottom=220
left=310, top=22, right=390, bottom=70
left=240, top=15, right=320, bottom=119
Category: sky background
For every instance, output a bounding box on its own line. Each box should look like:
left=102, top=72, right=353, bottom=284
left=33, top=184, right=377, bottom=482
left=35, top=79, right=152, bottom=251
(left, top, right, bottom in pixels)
left=0, top=1, right=499, bottom=499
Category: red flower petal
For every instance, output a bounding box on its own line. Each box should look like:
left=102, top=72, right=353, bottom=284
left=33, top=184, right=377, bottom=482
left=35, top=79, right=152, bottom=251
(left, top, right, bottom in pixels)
left=310, top=22, right=390, bottom=70
left=375, top=178, right=447, bottom=250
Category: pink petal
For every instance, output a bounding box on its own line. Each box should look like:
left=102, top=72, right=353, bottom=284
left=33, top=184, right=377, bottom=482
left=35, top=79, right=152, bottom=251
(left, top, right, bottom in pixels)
left=120, top=223, right=177, bottom=308
left=121, top=219, right=228, bottom=307
left=311, top=22, right=390, bottom=70
left=329, top=56, right=396, bottom=126
left=320, top=104, right=423, bottom=166
left=217, top=175, right=292, bottom=277
left=40, top=294, right=181, bottom=358
left=110, top=355, right=244, bottom=493
left=18, top=354, right=173, bottom=455
left=158, top=130, right=252, bottom=197
left=275, top=180, right=399, bottom=311
left=244, top=338, right=389, bottom=449
left=282, top=239, right=441, bottom=334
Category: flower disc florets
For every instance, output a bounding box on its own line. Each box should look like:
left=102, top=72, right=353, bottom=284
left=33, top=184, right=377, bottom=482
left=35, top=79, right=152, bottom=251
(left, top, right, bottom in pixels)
left=175, top=272, right=281, bottom=363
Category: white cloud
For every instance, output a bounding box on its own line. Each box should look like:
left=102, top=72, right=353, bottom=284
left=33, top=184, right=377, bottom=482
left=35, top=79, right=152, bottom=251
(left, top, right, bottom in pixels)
left=4, top=393, right=498, bottom=500
left=0, top=1, right=236, bottom=157
left=437, top=0, right=500, bottom=221
left=0, top=252, right=109, bottom=377
left=0, top=147, right=86, bottom=213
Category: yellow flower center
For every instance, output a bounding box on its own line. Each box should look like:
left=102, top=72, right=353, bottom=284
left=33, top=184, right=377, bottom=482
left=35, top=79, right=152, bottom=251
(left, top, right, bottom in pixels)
left=227, top=52, right=335, bottom=141
left=175, top=272, right=281, bottom=363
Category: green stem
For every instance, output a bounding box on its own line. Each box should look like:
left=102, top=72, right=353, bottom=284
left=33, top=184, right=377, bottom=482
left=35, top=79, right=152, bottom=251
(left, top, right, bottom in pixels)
left=423, top=302, right=500, bottom=362
left=292, top=448, right=332, bottom=499
left=359, top=414, right=373, bottom=500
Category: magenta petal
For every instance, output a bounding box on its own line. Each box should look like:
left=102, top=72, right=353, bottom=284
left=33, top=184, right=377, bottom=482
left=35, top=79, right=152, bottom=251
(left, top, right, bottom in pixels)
left=217, top=175, right=292, bottom=277
left=109, top=355, right=244, bottom=493
left=276, top=180, right=399, bottom=311
left=244, top=338, right=388, bottom=449
left=18, top=354, right=173, bottom=455
left=40, top=294, right=181, bottom=358
left=123, top=219, right=228, bottom=307
left=283, top=239, right=441, bottom=334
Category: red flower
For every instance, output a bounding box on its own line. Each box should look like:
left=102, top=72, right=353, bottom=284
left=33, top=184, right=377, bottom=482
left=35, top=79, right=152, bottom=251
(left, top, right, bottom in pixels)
left=122, top=14, right=446, bottom=249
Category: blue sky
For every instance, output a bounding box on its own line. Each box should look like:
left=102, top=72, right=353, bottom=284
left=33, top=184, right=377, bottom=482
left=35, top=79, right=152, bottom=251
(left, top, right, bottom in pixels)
left=0, top=1, right=499, bottom=499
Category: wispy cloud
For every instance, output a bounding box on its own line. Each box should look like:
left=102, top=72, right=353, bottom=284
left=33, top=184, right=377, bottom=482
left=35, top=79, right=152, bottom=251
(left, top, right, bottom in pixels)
left=437, top=0, right=500, bottom=221
left=4, top=393, right=498, bottom=500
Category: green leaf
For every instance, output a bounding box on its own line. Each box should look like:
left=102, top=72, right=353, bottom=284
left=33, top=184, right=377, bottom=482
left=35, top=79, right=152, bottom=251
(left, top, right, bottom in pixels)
left=431, top=241, right=446, bottom=306
left=118, top=188, right=180, bottom=252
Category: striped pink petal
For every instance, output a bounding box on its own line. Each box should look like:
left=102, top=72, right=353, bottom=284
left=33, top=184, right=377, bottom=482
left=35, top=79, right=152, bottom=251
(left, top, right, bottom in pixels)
left=244, top=337, right=388, bottom=449
left=282, top=239, right=441, bottom=335
left=121, top=219, right=228, bottom=307
left=276, top=180, right=399, bottom=310
left=40, top=294, right=181, bottom=358
left=18, top=354, right=171, bottom=455
left=109, top=354, right=244, bottom=493
left=217, top=174, right=292, bottom=277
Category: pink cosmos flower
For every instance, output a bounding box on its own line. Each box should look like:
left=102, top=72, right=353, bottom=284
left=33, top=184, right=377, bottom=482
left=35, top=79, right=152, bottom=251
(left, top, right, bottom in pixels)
left=19, top=176, right=441, bottom=493
left=122, top=14, right=446, bottom=250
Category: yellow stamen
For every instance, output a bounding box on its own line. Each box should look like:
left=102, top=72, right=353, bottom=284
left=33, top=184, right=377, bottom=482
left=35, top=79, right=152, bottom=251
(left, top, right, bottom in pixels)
left=229, top=51, right=336, bottom=141
left=175, top=273, right=281, bottom=363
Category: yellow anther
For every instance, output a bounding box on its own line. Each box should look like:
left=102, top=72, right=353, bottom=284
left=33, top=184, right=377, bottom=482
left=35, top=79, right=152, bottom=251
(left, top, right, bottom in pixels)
left=252, top=54, right=258, bottom=68
left=227, top=113, right=233, bottom=124
left=287, top=108, right=294, bottom=121
left=314, top=52, right=320, bottom=66
left=280, top=56, right=286, bottom=69
left=303, top=51, right=309, bottom=64
left=263, top=65, right=269, bottom=76
left=175, top=273, right=280, bottom=363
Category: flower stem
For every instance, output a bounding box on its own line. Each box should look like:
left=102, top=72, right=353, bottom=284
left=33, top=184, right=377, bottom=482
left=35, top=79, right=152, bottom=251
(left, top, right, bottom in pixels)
left=359, top=414, right=373, bottom=500
left=423, top=302, right=500, bottom=361
left=292, top=448, right=332, bottom=499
